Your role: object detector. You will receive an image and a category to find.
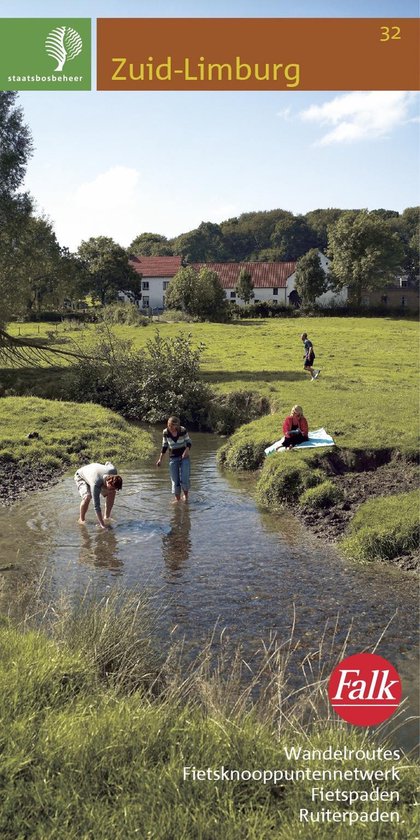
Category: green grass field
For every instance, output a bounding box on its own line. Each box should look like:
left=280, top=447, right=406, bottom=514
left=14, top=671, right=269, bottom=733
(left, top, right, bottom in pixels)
left=6, top=317, right=418, bottom=453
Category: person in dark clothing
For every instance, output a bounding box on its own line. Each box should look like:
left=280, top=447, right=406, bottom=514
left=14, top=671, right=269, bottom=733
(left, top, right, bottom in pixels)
left=301, top=332, right=320, bottom=380
left=156, top=416, right=192, bottom=501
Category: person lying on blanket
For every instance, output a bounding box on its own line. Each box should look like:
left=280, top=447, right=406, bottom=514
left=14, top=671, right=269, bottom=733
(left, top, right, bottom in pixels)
left=281, top=404, right=309, bottom=450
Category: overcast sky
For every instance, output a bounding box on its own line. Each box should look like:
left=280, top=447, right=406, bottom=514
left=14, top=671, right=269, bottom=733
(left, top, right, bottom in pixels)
left=2, top=0, right=419, bottom=251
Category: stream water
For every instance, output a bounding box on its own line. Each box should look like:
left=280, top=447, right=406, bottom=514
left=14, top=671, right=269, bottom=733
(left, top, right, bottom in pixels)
left=0, top=431, right=418, bottom=748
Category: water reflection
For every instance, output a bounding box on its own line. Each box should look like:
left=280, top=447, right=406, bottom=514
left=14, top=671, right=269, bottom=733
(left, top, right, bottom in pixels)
left=78, top=525, right=123, bottom=573
left=162, top=503, right=192, bottom=576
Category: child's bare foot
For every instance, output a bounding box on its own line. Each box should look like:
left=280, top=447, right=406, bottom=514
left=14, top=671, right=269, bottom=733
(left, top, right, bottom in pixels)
left=78, top=518, right=86, bottom=525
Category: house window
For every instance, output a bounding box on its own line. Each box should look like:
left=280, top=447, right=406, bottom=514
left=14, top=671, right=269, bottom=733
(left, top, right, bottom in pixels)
left=230, top=291, right=236, bottom=299
left=142, top=296, right=149, bottom=308
left=381, top=295, right=388, bottom=305
left=142, top=281, right=149, bottom=290
left=362, top=296, right=370, bottom=306
left=254, top=299, right=260, bottom=303
left=273, top=288, right=278, bottom=295
left=162, top=295, right=166, bottom=307
left=400, top=278, right=408, bottom=288
left=401, top=296, right=406, bottom=307
left=163, top=281, right=169, bottom=290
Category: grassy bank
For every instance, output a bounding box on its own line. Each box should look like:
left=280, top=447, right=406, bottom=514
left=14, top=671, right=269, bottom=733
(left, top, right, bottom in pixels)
left=341, top=491, right=420, bottom=564
left=6, top=317, right=419, bottom=453
left=0, top=396, right=153, bottom=475
left=0, top=593, right=418, bottom=840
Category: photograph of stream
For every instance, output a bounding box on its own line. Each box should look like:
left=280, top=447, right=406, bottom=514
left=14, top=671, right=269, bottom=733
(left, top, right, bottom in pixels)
left=1, top=431, right=417, bottom=752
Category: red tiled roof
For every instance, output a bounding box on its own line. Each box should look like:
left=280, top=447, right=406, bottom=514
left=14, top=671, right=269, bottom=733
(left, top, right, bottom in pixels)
left=128, top=256, right=297, bottom=287
left=129, top=255, right=183, bottom=277
left=193, top=262, right=296, bottom=289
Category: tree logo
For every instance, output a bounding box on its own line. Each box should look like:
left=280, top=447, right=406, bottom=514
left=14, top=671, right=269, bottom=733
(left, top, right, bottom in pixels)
left=45, top=26, right=83, bottom=72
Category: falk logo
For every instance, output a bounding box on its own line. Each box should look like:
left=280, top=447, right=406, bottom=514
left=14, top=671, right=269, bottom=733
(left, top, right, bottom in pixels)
left=45, top=26, right=83, bottom=72
left=328, top=653, right=402, bottom=727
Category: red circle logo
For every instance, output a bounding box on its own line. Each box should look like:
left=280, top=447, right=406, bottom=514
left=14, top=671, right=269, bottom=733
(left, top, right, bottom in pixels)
left=328, top=653, right=402, bottom=726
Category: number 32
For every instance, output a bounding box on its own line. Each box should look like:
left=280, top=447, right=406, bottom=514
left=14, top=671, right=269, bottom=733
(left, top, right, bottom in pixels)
left=380, top=26, right=401, bottom=42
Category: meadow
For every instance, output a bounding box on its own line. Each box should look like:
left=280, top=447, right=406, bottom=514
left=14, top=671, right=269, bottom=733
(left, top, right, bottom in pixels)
left=6, top=316, right=419, bottom=453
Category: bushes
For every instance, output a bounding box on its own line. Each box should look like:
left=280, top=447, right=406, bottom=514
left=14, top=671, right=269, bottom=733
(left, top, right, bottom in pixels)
left=98, top=303, right=149, bottom=326
left=67, top=329, right=213, bottom=426
left=208, top=391, right=270, bottom=435
left=156, top=309, right=199, bottom=323
left=231, top=301, right=298, bottom=319
left=341, top=490, right=420, bottom=563
left=16, top=310, right=98, bottom=323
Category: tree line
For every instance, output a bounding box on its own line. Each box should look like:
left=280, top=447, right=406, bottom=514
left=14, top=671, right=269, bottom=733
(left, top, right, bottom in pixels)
left=130, top=207, right=418, bottom=283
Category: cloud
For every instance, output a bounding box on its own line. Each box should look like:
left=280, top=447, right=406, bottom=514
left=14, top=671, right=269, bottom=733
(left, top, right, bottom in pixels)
left=276, top=106, right=292, bottom=121
left=299, top=91, right=418, bottom=145
left=48, top=165, right=143, bottom=249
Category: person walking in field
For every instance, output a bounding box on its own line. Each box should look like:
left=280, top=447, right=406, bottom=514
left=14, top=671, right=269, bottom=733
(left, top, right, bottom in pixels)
left=281, top=405, right=309, bottom=449
left=74, top=462, right=123, bottom=529
left=301, top=332, right=320, bottom=380
left=156, top=416, right=192, bottom=502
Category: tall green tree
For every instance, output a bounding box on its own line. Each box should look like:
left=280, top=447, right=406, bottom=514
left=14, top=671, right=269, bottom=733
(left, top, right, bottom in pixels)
left=270, top=215, right=317, bottom=260
left=383, top=207, right=420, bottom=283
left=235, top=268, right=254, bottom=303
left=166, top=265, right=227, bottom=321
left=0, top=92, right=33, bottom=326
left=304, top=208, right=346, bottom=251
left=78, top=236, right=138, bottom=305
left=12, top=216, right=62, bottom=315
left=220, top=209, right=292, bottom=261
left=328, top=211, right=404, bottom=306
left=294, top=249, right=328, bottom=305
left=129, top=232, right=173, bottom=256
left=172, top=222, right=227, bottom=262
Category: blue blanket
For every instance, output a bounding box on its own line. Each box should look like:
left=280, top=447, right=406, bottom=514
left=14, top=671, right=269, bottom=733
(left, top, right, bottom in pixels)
left=264, top=427, right=335, bottom=456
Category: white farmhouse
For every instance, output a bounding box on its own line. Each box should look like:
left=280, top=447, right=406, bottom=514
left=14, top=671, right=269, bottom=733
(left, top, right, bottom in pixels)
left=125, top=252, right=347, bottom=311
left=193, top=261, right=296, bottom=305
left=128, top=255, right=183, bottom=311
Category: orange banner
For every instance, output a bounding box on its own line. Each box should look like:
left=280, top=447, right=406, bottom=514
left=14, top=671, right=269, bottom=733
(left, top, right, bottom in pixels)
left=97, top=18, right=419, bottom=91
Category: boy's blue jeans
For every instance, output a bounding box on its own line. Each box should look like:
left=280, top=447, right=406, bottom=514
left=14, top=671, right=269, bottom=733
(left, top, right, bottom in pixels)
left=169, top=456, right=190, bottom=495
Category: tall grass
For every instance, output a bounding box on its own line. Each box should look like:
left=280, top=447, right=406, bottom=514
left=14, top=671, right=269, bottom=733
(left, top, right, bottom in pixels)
left=0, top=592, right=417, bottom=839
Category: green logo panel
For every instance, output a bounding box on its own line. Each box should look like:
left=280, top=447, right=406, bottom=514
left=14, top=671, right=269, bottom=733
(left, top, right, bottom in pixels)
left=0, top=18, right=91, bottom=90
